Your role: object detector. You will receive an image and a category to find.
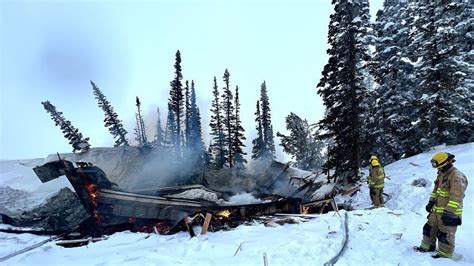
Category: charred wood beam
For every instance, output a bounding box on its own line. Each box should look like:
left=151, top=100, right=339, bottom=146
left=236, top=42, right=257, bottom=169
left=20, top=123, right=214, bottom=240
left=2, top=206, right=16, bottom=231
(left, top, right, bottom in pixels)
left=201, top=213, right=212, bottom=235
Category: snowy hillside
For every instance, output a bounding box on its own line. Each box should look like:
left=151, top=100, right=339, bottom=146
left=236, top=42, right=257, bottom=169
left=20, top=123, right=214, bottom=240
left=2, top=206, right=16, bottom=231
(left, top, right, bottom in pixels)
left=1, top=143, right=473, bottom=265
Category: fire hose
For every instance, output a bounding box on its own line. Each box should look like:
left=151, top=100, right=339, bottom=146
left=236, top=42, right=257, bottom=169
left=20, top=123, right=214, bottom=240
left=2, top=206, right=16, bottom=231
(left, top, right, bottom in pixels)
left=0, top=233, right=66, bottom=262
left=324, top=211, right=349, bottom=266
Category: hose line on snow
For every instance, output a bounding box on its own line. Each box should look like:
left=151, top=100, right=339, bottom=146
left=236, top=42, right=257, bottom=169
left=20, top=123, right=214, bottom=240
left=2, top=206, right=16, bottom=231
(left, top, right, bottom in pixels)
left=0, top=234, right=65, bottom=262
left=324, top=211, right=349, bottom=266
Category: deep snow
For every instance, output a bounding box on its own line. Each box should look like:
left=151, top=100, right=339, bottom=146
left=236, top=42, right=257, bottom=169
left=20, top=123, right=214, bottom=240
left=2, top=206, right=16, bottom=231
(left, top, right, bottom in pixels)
left=0, top=143, right=473, bottom=265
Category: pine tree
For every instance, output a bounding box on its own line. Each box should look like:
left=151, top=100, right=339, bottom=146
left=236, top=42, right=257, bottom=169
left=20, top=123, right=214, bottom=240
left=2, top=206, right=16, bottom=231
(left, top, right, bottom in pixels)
left=252, top=101, right=264, bottom=160
left=168, top=50, right=184, bottom=158
left=317, top=0, right=371, bottom=182
left=204, top=145, right=213, bottom=167
left=188, top=81, right=205, bottom=166
left=91, top=81, right=129, bottom=147
left=221, top=69, right=235, bottom=167
left=42, top=100, right=90, bottom=153
left=355, top=0, right=377, bottom=166
left=134, top=96, right=149, bottom=148
left=154, top=107, right=165, bottom=151
left=165, top=103, right=177, bottom=156
left=408, top=0, right=474, bottom=151
left=184, top=80, right=192, bottom=156
left=277, top=113, right=324, bottom=171
left=233, top=85, right=247, bottom=168
left=209, top=76, right=226, bottom=168
left=259, top=81, right=275, bottom=160
left=369, top=0, right=417, bottom=163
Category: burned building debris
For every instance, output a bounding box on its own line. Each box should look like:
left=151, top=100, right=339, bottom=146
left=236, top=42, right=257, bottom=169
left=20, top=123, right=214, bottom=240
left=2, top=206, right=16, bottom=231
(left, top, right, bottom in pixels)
left=0, top=156, right=346, bottom=245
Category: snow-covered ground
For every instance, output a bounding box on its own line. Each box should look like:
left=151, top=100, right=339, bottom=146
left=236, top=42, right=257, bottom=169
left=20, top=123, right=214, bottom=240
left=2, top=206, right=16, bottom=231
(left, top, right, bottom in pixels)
left=1, top=143, right=473, bottom=265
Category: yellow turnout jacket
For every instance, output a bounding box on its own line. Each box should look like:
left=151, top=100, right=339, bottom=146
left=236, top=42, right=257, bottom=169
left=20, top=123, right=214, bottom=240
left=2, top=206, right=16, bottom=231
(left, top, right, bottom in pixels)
left=430, top=166, right=468, bottom=216
left=369, top=165, right=385, bottom=189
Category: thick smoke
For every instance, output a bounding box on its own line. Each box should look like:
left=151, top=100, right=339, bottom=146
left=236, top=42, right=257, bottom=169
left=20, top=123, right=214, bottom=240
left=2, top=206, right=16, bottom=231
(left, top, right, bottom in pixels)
left=51, top=146, right=320, bottom=201
left=125, top=150, right=204, bottom=191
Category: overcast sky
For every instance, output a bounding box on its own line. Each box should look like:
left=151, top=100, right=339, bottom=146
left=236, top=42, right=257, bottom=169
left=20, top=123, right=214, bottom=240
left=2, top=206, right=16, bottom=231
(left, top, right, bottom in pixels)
left=0, top=0, right=383, bottom=160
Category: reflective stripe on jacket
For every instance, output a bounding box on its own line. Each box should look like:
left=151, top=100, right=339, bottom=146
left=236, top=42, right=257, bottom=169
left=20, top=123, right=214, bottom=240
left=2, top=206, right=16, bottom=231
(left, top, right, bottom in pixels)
left=369, top=165, right=385, bottom=189
left=430, top=166, right=468, bottom=216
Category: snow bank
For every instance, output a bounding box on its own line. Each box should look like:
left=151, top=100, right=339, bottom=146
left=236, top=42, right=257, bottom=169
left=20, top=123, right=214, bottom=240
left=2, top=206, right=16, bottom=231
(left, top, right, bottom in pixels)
left=0, top=159, right=72, bottom=214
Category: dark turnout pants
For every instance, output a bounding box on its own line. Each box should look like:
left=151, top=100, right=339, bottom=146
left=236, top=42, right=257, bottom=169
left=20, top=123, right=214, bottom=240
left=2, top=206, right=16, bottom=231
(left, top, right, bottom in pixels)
left=421, top=212, right=457, bottom=257
left=370, top=187, right=384, bottom=207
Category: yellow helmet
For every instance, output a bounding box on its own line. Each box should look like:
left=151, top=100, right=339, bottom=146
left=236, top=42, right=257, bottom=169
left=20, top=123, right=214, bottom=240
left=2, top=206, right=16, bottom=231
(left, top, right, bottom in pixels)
left=431, top=152, right=454, bottom=169
left=370, top=155, right=380, bottom=166
left=371, top=159, right=380, bottom=167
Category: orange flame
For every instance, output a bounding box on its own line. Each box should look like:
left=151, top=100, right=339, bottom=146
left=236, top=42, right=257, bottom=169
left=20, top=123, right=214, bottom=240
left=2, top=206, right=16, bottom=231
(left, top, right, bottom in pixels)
left=85, top=183, right=99, bottom=207
left=218, top=209, right=231, bottom=219
left=301, top=206, right=309, bottom=215
left=84, top=182, right=101, bottom=224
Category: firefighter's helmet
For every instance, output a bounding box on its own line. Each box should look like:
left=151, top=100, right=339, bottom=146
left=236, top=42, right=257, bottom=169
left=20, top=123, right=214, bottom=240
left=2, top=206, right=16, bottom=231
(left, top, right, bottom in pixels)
left=370, top=155, right=380, bottom=167
left=431, top=152, right=455, bottom=169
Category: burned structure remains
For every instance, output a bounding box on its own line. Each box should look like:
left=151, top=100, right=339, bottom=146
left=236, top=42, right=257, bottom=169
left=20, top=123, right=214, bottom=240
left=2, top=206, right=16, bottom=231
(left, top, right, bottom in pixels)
left=0, top=153, right=349, bottom=247
left=26, top=159, right=322, bottom=235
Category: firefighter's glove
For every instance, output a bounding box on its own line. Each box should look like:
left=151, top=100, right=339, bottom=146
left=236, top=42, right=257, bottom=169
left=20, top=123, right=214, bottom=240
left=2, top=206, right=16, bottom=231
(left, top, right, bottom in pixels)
left=441, top=211, right=462, bottom=226
left=425, top=200, right=435, bottom=213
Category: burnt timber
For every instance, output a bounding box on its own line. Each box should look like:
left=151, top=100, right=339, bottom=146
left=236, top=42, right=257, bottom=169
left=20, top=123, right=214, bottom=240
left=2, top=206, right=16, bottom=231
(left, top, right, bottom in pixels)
left=32, top=160, right=302, bottom=234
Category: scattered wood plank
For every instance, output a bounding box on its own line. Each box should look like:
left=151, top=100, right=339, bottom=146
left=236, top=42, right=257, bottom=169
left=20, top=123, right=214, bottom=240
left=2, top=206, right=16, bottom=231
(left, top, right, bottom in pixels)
left=263, top=217, right=301, bottom=226
left=319, top=202, right=328, bottom=214
left=55, top=236, right=108, bottom=245
left=341, top=184, right=361, bottom=196
left=301, top=198, right=333, bottom=208
left=330, top=198, right=341, bottom=217
left=184, top=216, right=195, bottom=238
left=386, top=211, right=403, bottom=216
left=409, top=162, right=420, bottom=167
left=201, top=213, right=212, bottom=235
left=274, top=213, right=319, bottom=218
left=300, top=205, right=310, bottom=215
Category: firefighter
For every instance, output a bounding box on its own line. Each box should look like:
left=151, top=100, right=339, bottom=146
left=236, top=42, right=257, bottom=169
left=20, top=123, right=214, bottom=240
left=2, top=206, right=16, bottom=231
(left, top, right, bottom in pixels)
left=414, top=152, right=468, bottom=259
left=368, top=155, right=385, bottom=207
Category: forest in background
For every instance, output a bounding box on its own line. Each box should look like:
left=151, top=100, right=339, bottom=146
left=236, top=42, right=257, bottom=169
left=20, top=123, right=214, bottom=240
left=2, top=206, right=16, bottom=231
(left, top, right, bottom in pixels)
left=41, top=0, right=473, bottom=184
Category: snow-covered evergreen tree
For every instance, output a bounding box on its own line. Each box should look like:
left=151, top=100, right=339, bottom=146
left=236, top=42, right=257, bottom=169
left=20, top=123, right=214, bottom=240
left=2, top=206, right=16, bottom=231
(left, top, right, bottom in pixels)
left=317, top=0, right=371, bottom=182
left=133, top=97, right=150, bottom=148
left=252, top=100, right=264, bottom=160
left=204, top=144, right=213, bottom=168
left=165, top=103, right=177, bottom=156
left=355, top=0, right=378, bottom=166
left=221, top=69, right=235, bottom=167
left=184, top=80, right=192, bottom=155
left=91, top=81, right=129, bottom=147
left=188, top=81, right=205, bottom=166
left=277, top=113, right=324, bottom=171
left=41, top=100, right=90, bottom=153
left=209, top=76, right=226, bottom=169
left=408, top=0, right=474, bottom=151
left=259, top=81, right=275, bottom=160
left=154, top=107, right=165, bottom=151
left=233, top=85, right=247, bottom=168
left=369, top=0, right=417, bottom=163
left=168, top=50, right=184, bottom=158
